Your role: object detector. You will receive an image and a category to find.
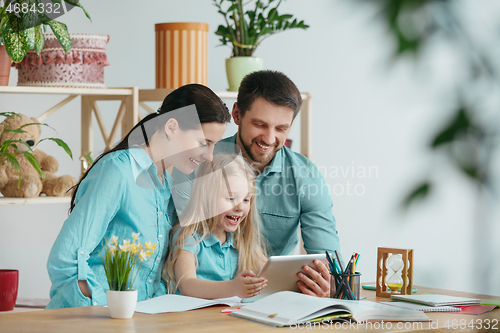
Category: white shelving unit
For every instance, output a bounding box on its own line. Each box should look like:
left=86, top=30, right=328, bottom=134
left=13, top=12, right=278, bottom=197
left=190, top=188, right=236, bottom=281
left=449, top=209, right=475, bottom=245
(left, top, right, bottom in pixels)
left=0, top=87, right=311, bottom=205
left=139, top=89, right=312, bottom=157
left=0, top=86, right=138, bottom=206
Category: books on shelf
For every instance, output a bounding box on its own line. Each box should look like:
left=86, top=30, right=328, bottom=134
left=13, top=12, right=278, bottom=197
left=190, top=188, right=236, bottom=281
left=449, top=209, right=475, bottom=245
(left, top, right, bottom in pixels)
left=230, top=291, right=430, bottom=327
left=390, top=294, right=481, bottom=307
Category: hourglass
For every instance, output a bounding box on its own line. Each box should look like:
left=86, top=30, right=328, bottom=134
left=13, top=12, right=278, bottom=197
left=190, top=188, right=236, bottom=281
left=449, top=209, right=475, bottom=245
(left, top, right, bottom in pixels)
left=376, top=247, right=413, bottom=297
left=387, top=254, right=403, bottom=292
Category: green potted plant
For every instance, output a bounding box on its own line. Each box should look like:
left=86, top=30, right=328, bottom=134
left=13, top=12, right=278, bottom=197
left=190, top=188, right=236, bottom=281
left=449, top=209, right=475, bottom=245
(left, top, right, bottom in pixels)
left=101, top=233, right=157, bottom=318
left=213, top=0, right=309, bottom=91
left=0, top=0, right=90, bottom=85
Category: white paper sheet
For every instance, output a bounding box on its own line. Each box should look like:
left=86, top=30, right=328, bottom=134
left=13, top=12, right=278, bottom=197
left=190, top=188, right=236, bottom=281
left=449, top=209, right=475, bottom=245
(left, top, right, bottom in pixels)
left=135, top=294, right=241, bottom=314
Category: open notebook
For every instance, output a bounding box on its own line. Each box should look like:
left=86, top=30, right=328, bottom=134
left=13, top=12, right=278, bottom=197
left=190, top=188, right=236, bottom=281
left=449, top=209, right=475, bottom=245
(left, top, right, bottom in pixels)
left=381, top=301, right=461, bottom=312
left=134, top=295, right=240, bottom=314
left=231, top=291, right=430, bottom=327
left=390, top=294, right=480, bottom=307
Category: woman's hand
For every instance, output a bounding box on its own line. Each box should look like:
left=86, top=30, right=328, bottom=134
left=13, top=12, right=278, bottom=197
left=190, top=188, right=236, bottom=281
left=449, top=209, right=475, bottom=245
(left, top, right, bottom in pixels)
left=231, top=270, right=267, bottom=298
left=296, top=260, right=330, bottom=297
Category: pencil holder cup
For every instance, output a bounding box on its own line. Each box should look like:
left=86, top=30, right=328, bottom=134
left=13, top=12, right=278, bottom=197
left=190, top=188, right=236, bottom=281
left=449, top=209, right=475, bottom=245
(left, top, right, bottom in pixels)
left=330, top=272, right=361, bottom=300
left=0, top=269, right=19, bottom=311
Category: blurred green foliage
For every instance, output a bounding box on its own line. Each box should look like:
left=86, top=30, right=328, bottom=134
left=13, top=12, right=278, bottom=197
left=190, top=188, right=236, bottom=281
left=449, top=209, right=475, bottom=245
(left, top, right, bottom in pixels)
left=360, top=0, right=497, bottom=208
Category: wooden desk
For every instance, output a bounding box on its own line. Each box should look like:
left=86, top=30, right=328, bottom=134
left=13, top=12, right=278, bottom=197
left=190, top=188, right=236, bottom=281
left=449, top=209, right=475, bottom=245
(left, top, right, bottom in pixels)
left=0, top=286, right=498, bottom=332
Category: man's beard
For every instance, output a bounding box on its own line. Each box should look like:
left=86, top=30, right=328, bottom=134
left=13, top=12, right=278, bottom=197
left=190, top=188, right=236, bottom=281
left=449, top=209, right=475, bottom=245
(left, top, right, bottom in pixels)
left=238, top=130, right=280, bottom=166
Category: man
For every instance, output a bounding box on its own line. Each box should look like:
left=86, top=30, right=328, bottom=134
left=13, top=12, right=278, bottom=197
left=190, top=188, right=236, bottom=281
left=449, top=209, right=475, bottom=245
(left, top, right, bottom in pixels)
left=172, top=70, right=340, bottom=297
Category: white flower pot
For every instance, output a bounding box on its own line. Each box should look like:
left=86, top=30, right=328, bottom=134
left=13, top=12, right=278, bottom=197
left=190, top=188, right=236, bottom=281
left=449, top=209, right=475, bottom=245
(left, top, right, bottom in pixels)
left=106, top=289, right=138, bottom=319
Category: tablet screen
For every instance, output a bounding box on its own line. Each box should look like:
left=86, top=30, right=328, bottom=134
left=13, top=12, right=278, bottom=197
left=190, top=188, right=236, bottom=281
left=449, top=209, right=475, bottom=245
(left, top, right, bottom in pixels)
left=242, top=254, right=328, bottom=303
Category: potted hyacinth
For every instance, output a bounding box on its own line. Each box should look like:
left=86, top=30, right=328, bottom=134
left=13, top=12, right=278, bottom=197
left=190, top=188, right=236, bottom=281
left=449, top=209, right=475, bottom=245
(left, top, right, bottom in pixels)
left=213, top=0, right=309, bottom=91
left=100, top=233, right=157, bottom=319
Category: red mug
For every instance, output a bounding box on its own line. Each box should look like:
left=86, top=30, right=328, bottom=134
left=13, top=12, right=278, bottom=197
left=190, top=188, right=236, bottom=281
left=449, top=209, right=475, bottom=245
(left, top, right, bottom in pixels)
left=0, top=269, right=19, bottom=311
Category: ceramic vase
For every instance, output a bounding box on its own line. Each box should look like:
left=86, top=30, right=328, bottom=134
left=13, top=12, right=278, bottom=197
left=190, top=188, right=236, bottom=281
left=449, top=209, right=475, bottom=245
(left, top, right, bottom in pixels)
left=0, top=45, right=12, bottom=86
left=106, top=289, right=138, bottom=319
left=155, top=22, right=208, bottom=89
left=225, top=56, right=263, bottom=92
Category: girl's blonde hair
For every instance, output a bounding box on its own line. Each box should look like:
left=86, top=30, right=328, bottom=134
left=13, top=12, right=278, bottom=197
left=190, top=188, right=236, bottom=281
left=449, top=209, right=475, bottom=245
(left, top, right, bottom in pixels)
left=162, top=153, right=267, bottom=293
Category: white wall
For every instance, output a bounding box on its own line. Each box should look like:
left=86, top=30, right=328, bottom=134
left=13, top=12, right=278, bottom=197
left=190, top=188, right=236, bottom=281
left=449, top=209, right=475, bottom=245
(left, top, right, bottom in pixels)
left=1, top=0, right=499, bottom=299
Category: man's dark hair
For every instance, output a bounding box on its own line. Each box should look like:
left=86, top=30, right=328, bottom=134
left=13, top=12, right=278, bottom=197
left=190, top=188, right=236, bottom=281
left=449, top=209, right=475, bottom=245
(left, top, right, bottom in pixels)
left=237, top=70, right=302, bottom=119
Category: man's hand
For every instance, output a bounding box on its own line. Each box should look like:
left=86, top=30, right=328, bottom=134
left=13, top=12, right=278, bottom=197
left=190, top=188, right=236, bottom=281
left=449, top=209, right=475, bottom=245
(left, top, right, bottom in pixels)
left=296, top=259, right=330, bottom=297
left=231, top=270, right=268, bottom=298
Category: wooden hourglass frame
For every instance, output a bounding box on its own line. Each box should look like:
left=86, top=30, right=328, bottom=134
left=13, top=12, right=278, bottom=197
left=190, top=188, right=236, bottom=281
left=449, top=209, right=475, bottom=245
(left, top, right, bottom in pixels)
left=376, top=247, right=413, bottom=297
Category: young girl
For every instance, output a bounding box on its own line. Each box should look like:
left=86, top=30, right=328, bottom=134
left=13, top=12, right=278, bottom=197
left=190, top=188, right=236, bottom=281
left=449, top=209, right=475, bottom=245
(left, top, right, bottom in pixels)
left=46, top=84, right=231, bottom=309
left=163, top=153, right=268, bottom=299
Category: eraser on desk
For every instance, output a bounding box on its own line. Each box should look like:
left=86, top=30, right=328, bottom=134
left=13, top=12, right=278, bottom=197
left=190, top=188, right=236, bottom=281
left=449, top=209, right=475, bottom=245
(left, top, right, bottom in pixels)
left=222, top=307, right=241, bottom=313
left=362, top=284, right=418, bottom=293
left=480, top=299, right=500, bottom=307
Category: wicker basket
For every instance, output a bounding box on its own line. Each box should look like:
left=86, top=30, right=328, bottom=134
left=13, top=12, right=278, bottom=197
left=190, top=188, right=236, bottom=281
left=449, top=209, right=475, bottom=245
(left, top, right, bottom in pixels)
left=13, top=34, right=110, bottom=88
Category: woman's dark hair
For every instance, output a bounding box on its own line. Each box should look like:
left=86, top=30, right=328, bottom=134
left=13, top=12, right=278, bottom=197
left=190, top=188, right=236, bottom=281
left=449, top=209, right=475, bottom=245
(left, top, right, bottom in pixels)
left=69, top=84, right=230, bottom=212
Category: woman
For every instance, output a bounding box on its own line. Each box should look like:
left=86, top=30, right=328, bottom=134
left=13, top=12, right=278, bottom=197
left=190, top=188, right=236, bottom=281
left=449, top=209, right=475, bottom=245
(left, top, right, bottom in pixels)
left=46, top=84, right=231, bottom=309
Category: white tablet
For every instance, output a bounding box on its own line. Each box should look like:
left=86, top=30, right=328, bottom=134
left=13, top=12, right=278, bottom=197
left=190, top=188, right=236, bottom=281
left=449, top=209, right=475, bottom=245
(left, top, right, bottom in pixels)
left=241, top=254, right=328, bottom=303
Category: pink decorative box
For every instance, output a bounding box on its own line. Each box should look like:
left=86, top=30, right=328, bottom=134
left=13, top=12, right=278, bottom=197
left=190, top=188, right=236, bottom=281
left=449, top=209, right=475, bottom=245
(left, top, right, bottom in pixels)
left=13, top=34, right=110, bottom=88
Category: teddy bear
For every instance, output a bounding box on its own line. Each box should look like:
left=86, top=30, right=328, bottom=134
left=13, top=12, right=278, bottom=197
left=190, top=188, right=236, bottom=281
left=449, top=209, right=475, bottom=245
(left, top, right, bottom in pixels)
left=0, top=113, right=77, bottom=198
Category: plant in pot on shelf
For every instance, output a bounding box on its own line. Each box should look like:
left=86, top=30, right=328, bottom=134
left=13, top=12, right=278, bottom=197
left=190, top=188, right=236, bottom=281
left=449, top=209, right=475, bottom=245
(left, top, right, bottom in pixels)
left=0, top=0, right=91, bottom=85
left=213, top=0, right=309, bottom=91
left=101, top=233, right=157, bottom=319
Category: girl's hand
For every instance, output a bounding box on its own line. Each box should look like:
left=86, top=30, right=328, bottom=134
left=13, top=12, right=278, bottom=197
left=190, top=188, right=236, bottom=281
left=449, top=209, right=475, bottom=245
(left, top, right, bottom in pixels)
left=231, top=270, right=267, bottom=298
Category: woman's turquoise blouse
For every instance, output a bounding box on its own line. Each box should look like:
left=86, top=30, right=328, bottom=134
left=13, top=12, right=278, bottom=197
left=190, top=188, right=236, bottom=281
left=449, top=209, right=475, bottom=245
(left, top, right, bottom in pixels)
left=46, top=148, right=175, bottom=309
